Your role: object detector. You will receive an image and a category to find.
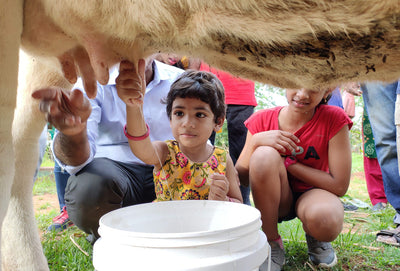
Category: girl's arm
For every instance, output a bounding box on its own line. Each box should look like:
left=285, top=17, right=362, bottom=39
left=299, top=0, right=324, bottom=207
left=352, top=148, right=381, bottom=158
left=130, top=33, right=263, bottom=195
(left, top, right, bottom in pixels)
left=286, top=125, right=352, bottom=196
left=116, top=59, right=168, bottom=169
left=208, top=155, right=243, bottom=203
left=125, top=106, right=168, bottom=169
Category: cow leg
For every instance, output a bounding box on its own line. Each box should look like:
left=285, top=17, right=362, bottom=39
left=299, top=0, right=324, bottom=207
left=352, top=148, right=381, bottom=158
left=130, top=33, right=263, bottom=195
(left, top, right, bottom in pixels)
left=3, top=50, right=71, bottom=270
left=1, top=51, right=50, bottom=270
left=0, top=0, right=23, bottom=270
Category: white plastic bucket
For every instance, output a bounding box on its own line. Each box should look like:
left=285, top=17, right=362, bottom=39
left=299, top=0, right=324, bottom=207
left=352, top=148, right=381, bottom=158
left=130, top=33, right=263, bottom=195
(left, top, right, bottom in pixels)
left=93, top=200, right=270, bottom=271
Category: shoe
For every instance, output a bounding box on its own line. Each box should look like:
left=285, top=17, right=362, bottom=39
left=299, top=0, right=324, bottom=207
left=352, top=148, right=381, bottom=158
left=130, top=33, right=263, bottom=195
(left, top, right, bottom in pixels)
left=376, top=225, right=400, bottom=247
left=341, top=200, right=358, bottom=211
left=47, top=206, right=74, bottom=232
left=86, top=234, right=98, bottom=245
left=306, top=234, right=337, bottom=268
left=269, top=240, right=285, bottom=271
left=371, top=202, right=387, bottom=212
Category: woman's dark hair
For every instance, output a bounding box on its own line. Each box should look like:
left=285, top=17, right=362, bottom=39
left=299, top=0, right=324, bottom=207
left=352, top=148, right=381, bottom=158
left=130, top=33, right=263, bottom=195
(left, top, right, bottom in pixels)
left=165, top=70, right=226, bottom=123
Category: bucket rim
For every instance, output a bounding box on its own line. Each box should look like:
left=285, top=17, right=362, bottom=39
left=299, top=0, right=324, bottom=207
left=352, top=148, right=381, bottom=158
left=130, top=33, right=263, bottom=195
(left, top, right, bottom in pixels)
left=98, top=200, right=261, bottom=239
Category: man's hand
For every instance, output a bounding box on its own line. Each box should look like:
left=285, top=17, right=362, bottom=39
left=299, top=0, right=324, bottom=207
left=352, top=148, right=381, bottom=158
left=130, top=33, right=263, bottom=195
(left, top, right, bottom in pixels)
left=32, top=87, right=91, bottom=136
left=208, top=173, right=229, bottom=201
left=115, top=59, right=146, bottom=106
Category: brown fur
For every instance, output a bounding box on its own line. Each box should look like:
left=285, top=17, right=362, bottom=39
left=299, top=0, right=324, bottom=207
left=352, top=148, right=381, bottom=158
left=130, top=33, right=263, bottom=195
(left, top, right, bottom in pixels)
left=1, top=0, right=400, bottom=270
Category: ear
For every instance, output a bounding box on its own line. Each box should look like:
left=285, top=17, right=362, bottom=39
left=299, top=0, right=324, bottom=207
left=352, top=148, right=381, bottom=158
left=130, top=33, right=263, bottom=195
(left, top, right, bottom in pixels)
left=214, top=117, right=224, bottom=132
left=324, top=87, right=335, bottom=99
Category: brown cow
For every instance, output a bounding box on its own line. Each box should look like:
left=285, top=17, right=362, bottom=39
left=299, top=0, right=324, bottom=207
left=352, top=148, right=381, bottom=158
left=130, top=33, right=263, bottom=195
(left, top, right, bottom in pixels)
left=1, top=0, right=400, bottom=270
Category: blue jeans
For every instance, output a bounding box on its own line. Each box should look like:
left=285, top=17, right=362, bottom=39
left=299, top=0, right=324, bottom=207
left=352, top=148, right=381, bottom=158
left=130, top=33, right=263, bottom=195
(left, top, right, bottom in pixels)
left=362, top=81, right=400, bottom=224
left=54, top=161, right=70, bottom=210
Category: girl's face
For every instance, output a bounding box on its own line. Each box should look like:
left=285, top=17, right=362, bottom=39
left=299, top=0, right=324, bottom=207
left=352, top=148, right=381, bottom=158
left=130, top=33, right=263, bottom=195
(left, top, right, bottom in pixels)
left=285, top=88, right=331, bottom=114
left=170, top=97, right=222, bottom=149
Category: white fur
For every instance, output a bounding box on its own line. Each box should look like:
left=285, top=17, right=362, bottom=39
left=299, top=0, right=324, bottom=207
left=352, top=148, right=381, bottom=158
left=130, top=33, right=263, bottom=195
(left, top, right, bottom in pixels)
left=1, top=0, right=400, bottom=269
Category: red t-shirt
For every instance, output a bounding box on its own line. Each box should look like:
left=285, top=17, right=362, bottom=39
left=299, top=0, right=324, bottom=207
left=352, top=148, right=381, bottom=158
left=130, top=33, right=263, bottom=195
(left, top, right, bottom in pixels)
left=245, top=105, right=353, bottom=192
left=199, top=63, right=257, bottom=106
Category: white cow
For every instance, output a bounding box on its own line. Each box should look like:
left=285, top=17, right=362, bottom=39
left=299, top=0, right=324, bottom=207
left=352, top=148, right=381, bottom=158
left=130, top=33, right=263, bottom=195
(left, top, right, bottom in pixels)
left=1, top=0, right=400, bottom=270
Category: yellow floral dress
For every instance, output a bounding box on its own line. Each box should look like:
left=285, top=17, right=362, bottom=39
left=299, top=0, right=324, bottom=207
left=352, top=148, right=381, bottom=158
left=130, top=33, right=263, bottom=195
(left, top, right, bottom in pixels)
left=154, top=140, right=227, bottom=201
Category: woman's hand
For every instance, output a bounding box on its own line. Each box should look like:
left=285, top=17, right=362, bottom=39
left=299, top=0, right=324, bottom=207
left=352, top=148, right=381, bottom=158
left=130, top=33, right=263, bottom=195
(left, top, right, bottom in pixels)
left=208, top=173, right=229, bottom=201
left=253, top=130, right=300, bottom=155
left=115, top=59, right=146, bottom=106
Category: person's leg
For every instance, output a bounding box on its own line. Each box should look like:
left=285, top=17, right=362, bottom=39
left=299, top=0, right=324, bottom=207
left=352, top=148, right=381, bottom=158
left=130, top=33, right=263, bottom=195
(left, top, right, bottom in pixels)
left=54, top=161, right=70, bottom=210
left=64, top=158, right=155, bottom=238
left=363, top=156, right=387, bottom=206
left=47, top=161, right=73, bottom=231
left=362, top=81, right=400, bottom=219
left=297, top=189, right=343, bottom=241
left=296, top=188, right=342, bottom=267
left=250, top=146, right=292, bottom=270
left=226, top=104, right=254, bottom=205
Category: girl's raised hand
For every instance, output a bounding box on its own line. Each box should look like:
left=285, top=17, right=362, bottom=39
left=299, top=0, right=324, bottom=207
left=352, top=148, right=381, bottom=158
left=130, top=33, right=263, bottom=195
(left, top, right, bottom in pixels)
left=115, top=59, right=146, bottom=106
left=255, top=130, right=300, bottom=155
left=208, top=173, right=229, bottom=201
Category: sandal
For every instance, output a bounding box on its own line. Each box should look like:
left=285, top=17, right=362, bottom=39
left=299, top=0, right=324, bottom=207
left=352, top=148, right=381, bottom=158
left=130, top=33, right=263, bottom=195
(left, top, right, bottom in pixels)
left=376, top=227, right=400, bottom=247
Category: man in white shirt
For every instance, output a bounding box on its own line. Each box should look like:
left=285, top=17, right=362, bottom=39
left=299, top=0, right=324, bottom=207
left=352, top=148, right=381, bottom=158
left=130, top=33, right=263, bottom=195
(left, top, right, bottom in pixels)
left=33, top=55, right=183, bottom=242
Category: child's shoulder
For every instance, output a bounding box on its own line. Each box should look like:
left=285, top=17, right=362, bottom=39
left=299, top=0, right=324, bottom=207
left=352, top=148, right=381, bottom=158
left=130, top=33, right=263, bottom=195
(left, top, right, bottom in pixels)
left=253, top=106, right=282, bottom=116
left=248, top=106, right=283, bottom=121
left=318, top=104, right=349, bottom=117
left=317, top=105, right=353, bottom=128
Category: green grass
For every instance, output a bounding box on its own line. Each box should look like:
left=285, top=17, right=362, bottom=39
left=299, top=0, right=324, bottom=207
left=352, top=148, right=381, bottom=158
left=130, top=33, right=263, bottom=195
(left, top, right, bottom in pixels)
left=34, top=151, right=400, bottom=270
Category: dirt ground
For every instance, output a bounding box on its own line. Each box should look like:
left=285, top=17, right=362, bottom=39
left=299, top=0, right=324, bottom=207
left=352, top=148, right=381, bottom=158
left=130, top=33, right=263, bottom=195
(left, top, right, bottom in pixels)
left=33, top=193, right=59, bottom=216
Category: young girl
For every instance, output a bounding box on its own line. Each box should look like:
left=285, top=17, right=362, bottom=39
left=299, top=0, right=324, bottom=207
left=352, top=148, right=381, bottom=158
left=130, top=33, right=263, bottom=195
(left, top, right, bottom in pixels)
left=235, top=88, right=352, bottom=270
left=116, top=60, right=242, bottom=203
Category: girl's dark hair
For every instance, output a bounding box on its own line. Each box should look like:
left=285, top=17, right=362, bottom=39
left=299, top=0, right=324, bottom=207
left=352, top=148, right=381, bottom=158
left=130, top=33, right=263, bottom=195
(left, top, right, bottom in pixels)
left=165, top=70, right=226, bottom=123
left=319, top=93, right=332, bottom=105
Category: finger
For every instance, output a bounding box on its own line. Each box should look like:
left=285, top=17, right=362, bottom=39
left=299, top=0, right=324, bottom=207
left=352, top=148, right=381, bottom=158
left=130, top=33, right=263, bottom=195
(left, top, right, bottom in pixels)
left=281, top=131, right=300, bottom=143
left=138, top=59, right=146, bottom=95
left=69, top=89, right=85, bottom=109
left=279, top=138, right=299, bottom=153
left=116, top=77, right=142, bottom=90
left=32, top=87, right=59, bottom=100
left=210, top=173, right=224, bottom=180
left=116, top=69, right=138, bottom=82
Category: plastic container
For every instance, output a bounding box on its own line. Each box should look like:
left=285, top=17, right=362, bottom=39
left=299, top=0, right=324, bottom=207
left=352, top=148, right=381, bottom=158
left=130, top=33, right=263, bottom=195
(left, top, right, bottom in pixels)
left=93, top=200, right=270, bottom=271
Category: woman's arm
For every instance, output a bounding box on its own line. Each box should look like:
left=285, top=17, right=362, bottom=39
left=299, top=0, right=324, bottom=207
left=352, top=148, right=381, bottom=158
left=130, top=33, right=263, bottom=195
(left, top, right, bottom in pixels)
left=236, top=130, right=299, bottom=186
left=286, top=125, right=352, bottom=196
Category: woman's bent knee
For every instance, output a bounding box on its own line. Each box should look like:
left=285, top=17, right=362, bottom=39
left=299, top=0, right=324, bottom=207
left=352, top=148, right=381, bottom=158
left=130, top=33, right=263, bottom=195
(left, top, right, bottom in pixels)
left=249, top=146, right=282, bottom=173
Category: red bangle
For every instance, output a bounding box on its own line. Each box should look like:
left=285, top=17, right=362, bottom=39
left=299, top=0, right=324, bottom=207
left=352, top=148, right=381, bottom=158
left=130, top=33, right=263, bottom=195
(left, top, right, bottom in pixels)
left=124, top=124, right=150, bottom=141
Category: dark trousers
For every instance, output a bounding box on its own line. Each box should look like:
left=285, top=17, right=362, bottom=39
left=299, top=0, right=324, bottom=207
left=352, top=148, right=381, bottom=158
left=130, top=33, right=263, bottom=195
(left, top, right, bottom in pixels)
left=64, top=158, right=155, bottom=238
left=226, top=105, right=255, bottom=205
